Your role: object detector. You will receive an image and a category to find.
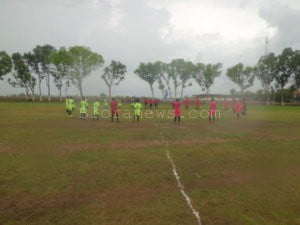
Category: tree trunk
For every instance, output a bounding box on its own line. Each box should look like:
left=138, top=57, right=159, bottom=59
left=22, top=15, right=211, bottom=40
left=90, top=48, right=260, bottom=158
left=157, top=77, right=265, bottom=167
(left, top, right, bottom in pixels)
left=59, top=88, right=62, bottom=102
left=65, top=79, right=69, bottom=97
left=281, top=86, right=284, bottom=106
left=167, top=84, right=172, bottom=98
left=59, top=78, right=63, bottom=102
left=46, top=74, right=51, bottom=102
left=79, top=82, right=83, bottom=100
left=150, top=84, right=154, bottom=98
left=174, top=85, right=177, bottom=98
left=25, top=87, right=29, bottom=101
left=108, top=85, right=112, bottom=100
left=38, top=77, right=42, bottom=101
left=180, top=84, right=184, bottom=99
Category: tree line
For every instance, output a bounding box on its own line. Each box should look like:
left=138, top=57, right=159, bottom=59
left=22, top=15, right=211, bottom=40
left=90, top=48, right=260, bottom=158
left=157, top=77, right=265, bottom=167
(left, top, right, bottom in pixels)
left=0, top=45, right=299, bottom=105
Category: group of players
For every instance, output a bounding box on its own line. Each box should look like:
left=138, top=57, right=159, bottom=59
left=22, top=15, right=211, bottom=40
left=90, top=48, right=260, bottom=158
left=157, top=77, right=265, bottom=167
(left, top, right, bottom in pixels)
left=65, top=96, right=246, bottom=123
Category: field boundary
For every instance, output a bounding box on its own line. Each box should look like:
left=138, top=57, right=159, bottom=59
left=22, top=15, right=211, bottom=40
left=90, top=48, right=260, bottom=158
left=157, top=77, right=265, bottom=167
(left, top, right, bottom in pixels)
left=160, top=131, right=202, bottom=225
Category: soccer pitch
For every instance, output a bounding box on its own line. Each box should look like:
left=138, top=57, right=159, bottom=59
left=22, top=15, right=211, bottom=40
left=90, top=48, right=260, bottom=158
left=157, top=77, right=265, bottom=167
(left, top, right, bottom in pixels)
left=0, top=102, right=299, bottom=225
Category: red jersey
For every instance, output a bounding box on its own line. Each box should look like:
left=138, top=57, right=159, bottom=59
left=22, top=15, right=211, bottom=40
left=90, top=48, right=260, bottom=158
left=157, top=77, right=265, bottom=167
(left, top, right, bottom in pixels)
left=209, top=100, right=217, bottom=116
left=172, top=101, right=181, bottom=116
left=110, top=100, right=118, bottom=111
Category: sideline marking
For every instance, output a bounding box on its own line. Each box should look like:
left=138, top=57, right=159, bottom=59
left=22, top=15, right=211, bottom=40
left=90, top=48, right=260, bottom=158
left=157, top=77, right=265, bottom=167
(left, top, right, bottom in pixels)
left=160, top=131, right=202, bottom=225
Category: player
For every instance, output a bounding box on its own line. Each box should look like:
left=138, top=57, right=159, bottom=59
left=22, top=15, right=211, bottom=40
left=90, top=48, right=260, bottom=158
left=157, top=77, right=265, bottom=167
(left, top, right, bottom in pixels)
left=235, top=99, right=242, bottom=119
left=172, top=98, right=181, bottom=124
left=110, top=98, right=119, bottom=122
left=133, top=98, right=142, bottom=123
left=184, top=98, right=190, bottom=109
left=209, top=97, right=217, bottom=123
left=80, top=98, right=88, bottom=119
left=65, top=97, right=69, bottom=114
left=242, top=99, right=247, bottom=115
left=93, top=100, right=100, bottom=120
left=144, top=98, right=148, bottom=108
left=223, top=98, right=229, bottom=111
left=104, top=99, right=108, bottom=109
left=195, top=97, right=201, bottom=109
left=232, top=98, right=236, bottom=114
left=154, top=98, right=159, bottom=109
left=149, top=98, right=154, bottom=110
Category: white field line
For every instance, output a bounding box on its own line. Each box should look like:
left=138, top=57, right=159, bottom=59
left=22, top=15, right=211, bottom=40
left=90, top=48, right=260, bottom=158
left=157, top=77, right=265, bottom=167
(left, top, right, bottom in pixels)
left=160, top=131, right=202, bottom=225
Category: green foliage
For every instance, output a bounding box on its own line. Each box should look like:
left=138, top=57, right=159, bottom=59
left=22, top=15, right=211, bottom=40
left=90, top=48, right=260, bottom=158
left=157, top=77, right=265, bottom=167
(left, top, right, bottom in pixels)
left=51, top=47, right=73, bottom=97
left=101, top=60, right=127, bottom=98
left=135, top=62, right=160, bottom=97
left=68, top=46, right=104, bottom=98
left=9, top=53, right=36, bottom=100
left=193, top=63, right=222, bottom=94
left=226, top=63, right=255, bottom=94
left=0, top=51, right=12, bottom=80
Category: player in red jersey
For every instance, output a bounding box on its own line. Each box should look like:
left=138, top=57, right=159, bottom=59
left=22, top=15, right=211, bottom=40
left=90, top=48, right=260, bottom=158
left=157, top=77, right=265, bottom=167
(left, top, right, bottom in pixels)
left=110, top=98, right=119, bottom=122
left=184, top=98, right=190, bottom=109
left=172, top=98, right=182, bottom=124
left=144, top=98, right=148, bottom=108
left=235, top=99, right=243, bottom=119
left=149, top=99, right=154, bottom=110
left=209, top=97, right=217, bottom=123
left=232, top=98, right=237, bottom=113
left=223, top=98, right=229, bottom=111
left=195, top=97, right=201, bottom=109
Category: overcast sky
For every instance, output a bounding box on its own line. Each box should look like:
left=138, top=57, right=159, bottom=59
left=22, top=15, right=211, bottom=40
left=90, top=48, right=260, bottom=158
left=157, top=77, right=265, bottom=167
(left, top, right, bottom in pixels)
left=0, top=0, right=300, bottom=97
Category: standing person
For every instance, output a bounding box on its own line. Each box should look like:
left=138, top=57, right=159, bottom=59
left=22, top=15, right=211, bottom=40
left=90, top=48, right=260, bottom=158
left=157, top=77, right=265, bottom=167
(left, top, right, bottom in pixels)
left=195, top=97, right=201, bottom=109
left=235, top=99, right=243, bottom=119
left=93, top=100, right=100, bottom=120
left=65, top=97, right=69, bottom=114
left=67, top=97, right=73, bottom=117
left=110, top=98, right=119, bottom=123
left=172, top=98, right=182, bottom=124
left=154, top=98, right=159, bottom=109
left=80, top=99, right=88, bottom=119
left=184, top=98, right=190, bottom=109
left=133, top=98, right=142, bottom=123
left=209, top=97, right=217, bottom=123
left=232, top=98, right=236, bottom=114
left=104, top=99, right=108, bottom=109
left=223, top=98, right=229, bottom=111
left=144, top=98, right=148, bottom=108
left=149, top=98, right=154, bottom=110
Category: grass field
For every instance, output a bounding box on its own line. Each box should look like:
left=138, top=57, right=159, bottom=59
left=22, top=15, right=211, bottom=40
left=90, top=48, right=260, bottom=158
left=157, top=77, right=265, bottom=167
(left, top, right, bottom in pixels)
left=0, top=102, right=299, bottom=225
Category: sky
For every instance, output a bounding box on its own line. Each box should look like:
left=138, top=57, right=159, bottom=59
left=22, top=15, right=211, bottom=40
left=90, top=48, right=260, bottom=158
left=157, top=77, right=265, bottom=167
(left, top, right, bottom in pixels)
left=0, top=0, right=300, bottom=97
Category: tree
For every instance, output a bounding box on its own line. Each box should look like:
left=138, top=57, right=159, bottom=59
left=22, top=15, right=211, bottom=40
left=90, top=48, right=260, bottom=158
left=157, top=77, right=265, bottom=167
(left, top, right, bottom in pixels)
left=255, top=53, right=276, bottom=105
left=51, top=47, right=73, bottom=101
left=25, top=45, right=56, bottom=101
left=292, top=50, right=300, bottom=89
left=194, top=62, right=223, bottom=95
left=156, top=61, right=173, bottom=98
left=167, top=59, right=186, bottom=98
left=135, top=62, right=160, bottom=98
left=193, top=62, right=205, bottom=93
left=9, top=53, right=36, bottom=101
left=101, top=60, right=127, bottom=99
left=179, top=60, right=195, bottom=98
left=274, top=48, right=295, bottom=105
left=68, top=46, right=104, bottom=99
left=0, top=51, right=12, bottom=80
left=157, top=75, right=166, bottom=97
left=226, top=63, right=255, bottom=95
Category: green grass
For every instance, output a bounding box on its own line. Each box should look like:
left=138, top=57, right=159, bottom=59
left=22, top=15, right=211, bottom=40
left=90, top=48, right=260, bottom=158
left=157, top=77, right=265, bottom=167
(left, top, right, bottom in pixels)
left=0, top=102, right=299, bottom=225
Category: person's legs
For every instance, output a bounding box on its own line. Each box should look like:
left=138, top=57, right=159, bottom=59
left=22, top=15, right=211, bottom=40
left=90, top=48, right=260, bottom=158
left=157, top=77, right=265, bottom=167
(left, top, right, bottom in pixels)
left=116, top=112, right=119, bottom=122
left=178, top=116, right=181, bottom=123
left=174, top=116, right=177, bottom=123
